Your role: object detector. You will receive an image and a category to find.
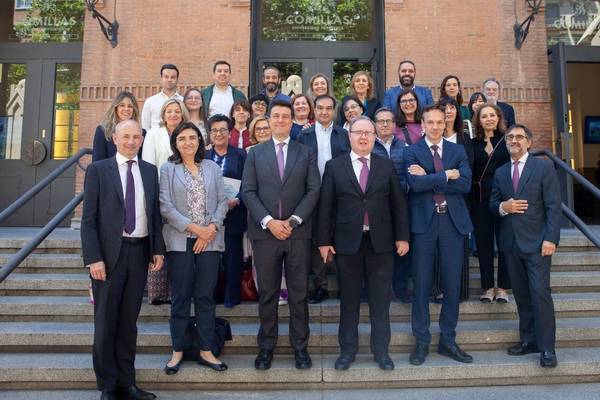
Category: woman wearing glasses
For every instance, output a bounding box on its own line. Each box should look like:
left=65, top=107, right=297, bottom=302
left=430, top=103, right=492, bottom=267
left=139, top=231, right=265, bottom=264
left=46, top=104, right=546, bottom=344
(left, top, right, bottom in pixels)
left=394, top=89, right=424, bottom=145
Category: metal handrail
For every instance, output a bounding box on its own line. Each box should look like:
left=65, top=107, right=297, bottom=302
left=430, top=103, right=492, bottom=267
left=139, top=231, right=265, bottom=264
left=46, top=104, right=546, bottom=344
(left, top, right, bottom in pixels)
left=0, top=148, right=92, bottom=225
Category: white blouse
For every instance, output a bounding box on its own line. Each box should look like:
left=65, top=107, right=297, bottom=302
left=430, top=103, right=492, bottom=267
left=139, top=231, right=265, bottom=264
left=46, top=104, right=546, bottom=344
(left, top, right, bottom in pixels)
left=141, top=126, right=173, bottom=176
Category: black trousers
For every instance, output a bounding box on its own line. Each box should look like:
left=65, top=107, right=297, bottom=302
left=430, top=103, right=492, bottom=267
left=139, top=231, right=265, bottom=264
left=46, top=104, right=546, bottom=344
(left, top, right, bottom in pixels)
left=92, top=239, right=148, bottom=392
left=253, top=237, right=311, bottom=351
left=503, top=242, right=556, bottom=351
left=223, top=233, right=244, bottom=307
left=471, top=201, right=511, bottom=290
left=167, top=239, right=220, bottom=352
left=335, top=233, right=394, bottom=358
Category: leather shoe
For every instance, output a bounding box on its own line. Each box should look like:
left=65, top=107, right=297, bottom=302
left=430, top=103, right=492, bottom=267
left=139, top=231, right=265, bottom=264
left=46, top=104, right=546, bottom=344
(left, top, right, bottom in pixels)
left=100, top=391, right=118, bottom=400
left=507, top=342, right=540, bottom=356
left=198, top=356, right=228, bottom=371
left=409, top=344, right=429, bottom=365
left=374, top=354, right=395, bottom=370
left=438, top=343, right=473, bottom=363
left=295, top=349, right=312, bottom=369
left=540, top=350, right=558, bottom=368
left=308, top=288, right=330, bottom=304
left=334, top=353, right=355, bottom=370
left=254, top=349, right=273, bottom=370
left=118, top=385, right=156, bottom=400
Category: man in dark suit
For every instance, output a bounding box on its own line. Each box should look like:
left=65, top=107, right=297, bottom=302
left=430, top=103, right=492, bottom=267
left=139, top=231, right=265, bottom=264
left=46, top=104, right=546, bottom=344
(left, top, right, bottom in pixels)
left=317, top=116, right=409, bottom=370
left=483, top=78, right=516, bottom=128
left=81, top=120, right=165, bottom=400
left=296, top=94, right=351, bottom=304
left=404, top=104, right=474, bottom=366
left=241, top=99, right=321, bottom=370
left=489, top=124, right=562, bottom=368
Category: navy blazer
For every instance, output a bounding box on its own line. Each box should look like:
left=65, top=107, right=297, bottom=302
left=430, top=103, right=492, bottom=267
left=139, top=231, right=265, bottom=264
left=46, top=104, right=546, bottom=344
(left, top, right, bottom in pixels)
left=81, top=156, right=165, bottom=270
left=206, top=145, right=247, bottom=234
left=489, top=154, right=561, bottom=253
left=295, top=124, right=351, bottom=160
left=372, top=136, right=408, bottom=192
left=404, top=139, right=473, bottom=235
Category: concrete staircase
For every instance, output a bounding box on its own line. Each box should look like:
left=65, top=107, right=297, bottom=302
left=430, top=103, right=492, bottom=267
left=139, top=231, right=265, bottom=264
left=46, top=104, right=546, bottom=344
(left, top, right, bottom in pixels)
left=1, top=228, right=600, bottom=390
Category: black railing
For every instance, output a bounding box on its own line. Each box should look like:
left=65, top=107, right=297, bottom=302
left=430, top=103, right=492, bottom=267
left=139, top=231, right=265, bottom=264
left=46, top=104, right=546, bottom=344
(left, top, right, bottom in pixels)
left=0, top=148, right=91, bottom=283
left=532, top=149, right=600, bottom=249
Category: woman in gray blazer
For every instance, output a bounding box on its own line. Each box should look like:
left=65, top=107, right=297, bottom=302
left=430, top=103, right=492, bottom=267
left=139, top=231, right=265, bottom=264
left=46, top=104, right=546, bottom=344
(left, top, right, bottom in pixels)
left=159, top=122, right=228, bottom=374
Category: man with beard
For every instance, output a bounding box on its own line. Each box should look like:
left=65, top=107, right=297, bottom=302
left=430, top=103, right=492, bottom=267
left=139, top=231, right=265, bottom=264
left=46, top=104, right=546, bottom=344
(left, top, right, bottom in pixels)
left=483, top=77, right=516, bottom=128
left=260, top=66, right=291, bottom=104
left=202, top=60, right=247, bottom=118
left=383, top=60, right=433, bottom=116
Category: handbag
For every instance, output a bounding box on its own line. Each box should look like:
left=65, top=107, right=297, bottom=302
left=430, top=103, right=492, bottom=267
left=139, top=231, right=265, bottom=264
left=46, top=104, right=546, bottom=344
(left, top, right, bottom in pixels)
left=241, top=268, right=258, bottom=301
left=182, top=317, right=233, bottom=360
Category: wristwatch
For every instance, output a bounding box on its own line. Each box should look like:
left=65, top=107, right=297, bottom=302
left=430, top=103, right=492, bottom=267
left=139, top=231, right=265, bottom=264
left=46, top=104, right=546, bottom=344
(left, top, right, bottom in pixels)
left=288, top=216, right=300, bottom=230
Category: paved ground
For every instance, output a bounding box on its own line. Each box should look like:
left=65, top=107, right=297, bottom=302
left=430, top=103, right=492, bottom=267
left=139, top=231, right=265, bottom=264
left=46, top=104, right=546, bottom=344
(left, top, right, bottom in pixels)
left=2, top=385, right=600, bottom=400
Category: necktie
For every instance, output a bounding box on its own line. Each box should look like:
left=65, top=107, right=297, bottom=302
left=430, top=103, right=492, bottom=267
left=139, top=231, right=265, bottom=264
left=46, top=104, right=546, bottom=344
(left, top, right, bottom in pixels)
left=431, top=144, right=446, bottom=205
left=512, top=160, right=520, bottom=193
left=359, top=157, right=369, bottom=226
left=124, top=160, right=136, bottom=234
left=276, top=142, right=285, bottom=180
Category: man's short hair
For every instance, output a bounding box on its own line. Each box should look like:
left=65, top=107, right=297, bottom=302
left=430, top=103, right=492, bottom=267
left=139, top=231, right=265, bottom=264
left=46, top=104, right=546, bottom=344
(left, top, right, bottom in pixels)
left=269, top=99, right=294, bottom=119
left=482, top=77, right=501, bottom=89
left=374, top=107, right=393, bottom=120
left=207, top=114, right=232, bottom=132
left=160, top=64, right=179, bottom=78
left=398, top=60, right=416, bottom=70
left=348, top=115, right=376, bottom=133
left=263, top=65, right=281, bottom=78
left=314, top=94, right=337, bottom=108
left=213, top=60, right=232, bottom=73
left=506, top=123, right=533, bottom=140
left=421, top=104, right=445, bottom=120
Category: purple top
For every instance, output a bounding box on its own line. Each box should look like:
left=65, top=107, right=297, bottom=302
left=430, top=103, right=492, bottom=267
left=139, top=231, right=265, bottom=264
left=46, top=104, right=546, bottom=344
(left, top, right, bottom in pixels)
left=394, top=122, right=423, bottom=144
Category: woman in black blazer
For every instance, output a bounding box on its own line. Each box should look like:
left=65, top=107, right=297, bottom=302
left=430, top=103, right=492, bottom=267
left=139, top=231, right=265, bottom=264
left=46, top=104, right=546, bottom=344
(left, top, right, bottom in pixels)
left=338, top=70, right=381, bottom=125
left=205, top=114, right=248, bottom=308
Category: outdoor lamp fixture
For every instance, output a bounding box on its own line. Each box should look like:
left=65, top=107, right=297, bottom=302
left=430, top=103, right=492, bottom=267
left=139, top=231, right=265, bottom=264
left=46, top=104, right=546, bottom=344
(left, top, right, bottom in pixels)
left=85, top=0, right=119, bottom=48
left=514, top=0, right=542, bottom=49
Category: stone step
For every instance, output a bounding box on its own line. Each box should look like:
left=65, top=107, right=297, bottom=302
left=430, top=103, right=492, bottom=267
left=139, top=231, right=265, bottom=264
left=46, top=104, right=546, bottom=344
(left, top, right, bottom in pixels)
left=468, top=271, right=600, bottom=293
left=1, top=348, right=600, bottom=389
left=1, top=293, right=599, bottom=323
left=467, top=252, right=600, bottom=267
left=1, top=317, right=599, bottom=354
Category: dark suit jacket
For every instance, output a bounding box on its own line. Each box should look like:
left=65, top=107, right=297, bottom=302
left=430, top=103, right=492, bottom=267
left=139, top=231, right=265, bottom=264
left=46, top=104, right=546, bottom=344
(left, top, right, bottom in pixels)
left=317, top=153, right=409, bottom=255
left=404, top=139, right=473, bottom=235
left=206, top=145, right=248, bottom=234
left=241, top=138, right=321, bottom=240
left=81, top=156, right=165, bottom=270
left=489, top=154, right=561, bottom=253
left=295, top=124, right=351, bottom=160
left=470, top=133, right=510, bottom=204
left=201, top=84, right=247, bottom=119
left=498, top=101, right=516, bottom=128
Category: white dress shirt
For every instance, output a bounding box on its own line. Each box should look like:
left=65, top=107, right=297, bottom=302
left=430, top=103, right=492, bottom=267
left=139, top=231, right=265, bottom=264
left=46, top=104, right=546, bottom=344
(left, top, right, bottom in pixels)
left=141, top=90, right=183, bottom=131
left=315, top=121, right=333, bottom=177
left=115, top=152, right=148, bottom=238
left=208, top=85, right=234, bottom=118
left=499, top=152, right=529, bottom=216
left=350, top=151, right=370, bottom=231
left=141, top=126, right=173, bottom=176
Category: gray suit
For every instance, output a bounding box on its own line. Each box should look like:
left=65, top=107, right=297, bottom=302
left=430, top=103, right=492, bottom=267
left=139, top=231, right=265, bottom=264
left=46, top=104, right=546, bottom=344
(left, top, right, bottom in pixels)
left=242, top=138, right=320, bottom=351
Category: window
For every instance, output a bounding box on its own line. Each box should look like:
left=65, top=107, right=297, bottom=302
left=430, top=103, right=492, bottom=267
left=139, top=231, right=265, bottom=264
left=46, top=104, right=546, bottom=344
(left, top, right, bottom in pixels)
left=52, top=63, right=80, bottom=160
left=15, top=0, right=33, bottom=10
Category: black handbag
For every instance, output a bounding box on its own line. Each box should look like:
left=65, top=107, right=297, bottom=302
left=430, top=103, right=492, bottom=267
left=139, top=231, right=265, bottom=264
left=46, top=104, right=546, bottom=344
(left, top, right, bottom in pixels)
left=182, top=317, right=232, bottom=360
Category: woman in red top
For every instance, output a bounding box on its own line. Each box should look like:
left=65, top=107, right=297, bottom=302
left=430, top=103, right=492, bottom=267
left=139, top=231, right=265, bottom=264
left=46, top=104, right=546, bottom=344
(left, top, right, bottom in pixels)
left=228, top=100, right=252, bottom=149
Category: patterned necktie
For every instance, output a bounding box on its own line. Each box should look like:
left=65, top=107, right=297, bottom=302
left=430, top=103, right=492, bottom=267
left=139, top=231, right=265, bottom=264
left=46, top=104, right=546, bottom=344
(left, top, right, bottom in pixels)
left=124, top=160, right=136, bottom=234
left=359, top=157, right=369, bottom=226
left=430, top=144, right=446, bottom=205
left=512, top=160, right=520, bottom=193
left=276, top=142, right=285, bottom=179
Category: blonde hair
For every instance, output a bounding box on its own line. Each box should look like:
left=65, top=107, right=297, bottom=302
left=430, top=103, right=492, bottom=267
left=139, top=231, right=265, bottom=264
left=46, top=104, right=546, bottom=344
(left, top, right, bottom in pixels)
left=159, top=98, right=189, bottom=128
left=100, top=91, right=140, bottom=140
left=307, top=73, right=334, bottom=100
left=350, top=71, right=375, bottom=100
left=248, top=115, right=270, bottom=145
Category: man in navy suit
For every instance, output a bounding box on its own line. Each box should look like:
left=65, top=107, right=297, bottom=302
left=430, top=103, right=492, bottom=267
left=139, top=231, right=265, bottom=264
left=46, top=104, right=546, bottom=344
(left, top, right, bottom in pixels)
left=296, top=94, right=351, bottom=304
left=404, top=104, right=473, bottom=365
left=82, top=120, right=165, bottom=400
left=489, top=124, right=562, bottom=368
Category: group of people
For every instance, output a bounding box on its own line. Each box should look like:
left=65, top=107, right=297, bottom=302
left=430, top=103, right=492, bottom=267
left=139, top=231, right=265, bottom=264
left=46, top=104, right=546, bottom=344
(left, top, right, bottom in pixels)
left=82, top=59, right=562, bottom=400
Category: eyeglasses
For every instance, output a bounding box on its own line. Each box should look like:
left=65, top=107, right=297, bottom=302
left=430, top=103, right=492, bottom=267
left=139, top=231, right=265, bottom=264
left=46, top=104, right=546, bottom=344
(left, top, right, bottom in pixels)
left=344, top=104, right=360, bottom=112
left=255, top=127, right=270, bottom=132
left=400, top=98, right=416, bottom=105
left=350, top=130, right=375, bottom=137
left=253, top=101, right=267, bottom=107
left=506, top=134, right=528, bottom=142
left=375, top=119, right=394, bottom=125
left=210, top=128, right=229, bottom=135
left=186, top=96, right=201, bottom=101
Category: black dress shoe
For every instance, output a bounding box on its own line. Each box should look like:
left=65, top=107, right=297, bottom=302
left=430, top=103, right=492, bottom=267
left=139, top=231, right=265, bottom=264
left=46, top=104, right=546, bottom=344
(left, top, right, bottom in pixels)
left=507, top=342, right=540, bottom=356
left=164, top=357, right=183, bottom=375
left=198, top=356, right=228, bottom=371
left=118, top=385, right=156, bottom=400
left=100, top=391, right=118, bottom=400
left=396, top=292, right=413, bottom=303
left=409, top=344, right=429, bottom=365
left=308, top=288, right=330, bottom=304
left=254, top=349, right=273, bottom=370
left=334, top=353, right=355, bottom=370
left=540, top=350, right=558, bottom=368
left=374, top=354, right=395, bottom=370
left=438, top=343, right=473, bottom=363
left=295, top=349, right=312, bottom=369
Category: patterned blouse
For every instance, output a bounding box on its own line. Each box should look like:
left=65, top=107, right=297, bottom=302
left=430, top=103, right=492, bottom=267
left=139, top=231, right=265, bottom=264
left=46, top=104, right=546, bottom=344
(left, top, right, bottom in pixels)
left=184, top=164, right=208, bottom=237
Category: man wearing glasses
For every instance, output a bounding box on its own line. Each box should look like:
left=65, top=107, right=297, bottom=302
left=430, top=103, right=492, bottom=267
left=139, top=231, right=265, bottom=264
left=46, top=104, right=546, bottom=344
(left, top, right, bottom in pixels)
left=490, top=124, right=561, bottom=368
left=317, top=116, right=409, bottom=371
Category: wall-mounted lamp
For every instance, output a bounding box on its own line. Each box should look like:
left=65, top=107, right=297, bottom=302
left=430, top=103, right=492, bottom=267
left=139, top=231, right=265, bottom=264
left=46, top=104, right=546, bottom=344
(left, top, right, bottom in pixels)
left=85, top=0, right=119, bottom=48
left=514, top=0, right=542, bottom=50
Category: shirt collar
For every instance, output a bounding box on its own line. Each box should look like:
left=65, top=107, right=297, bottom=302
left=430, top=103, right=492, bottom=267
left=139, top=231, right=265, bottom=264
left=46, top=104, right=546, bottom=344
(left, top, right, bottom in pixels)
left=514, top=152, right=529, bottom=165
left=160, top=90, right=180, bottom=100
left=316, top=121, right=333, bottom=132
left=350, top=151, right=370, bottom=162
left=377, top=135, right=394, bottom=145
left=273, top=136, right=290, bottom=146
left=116, top=152, right=138, bottom=165
left=424, top=137, right=443, bottom=150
